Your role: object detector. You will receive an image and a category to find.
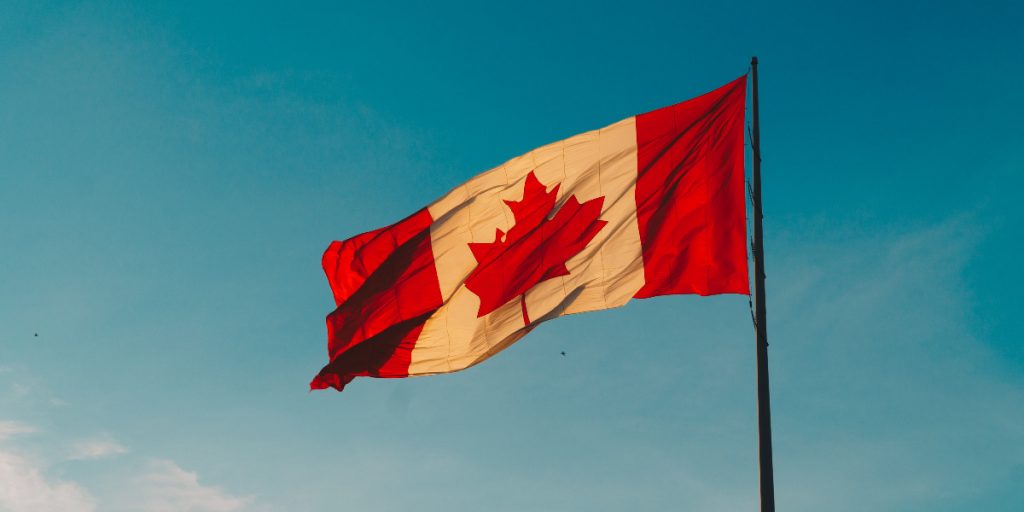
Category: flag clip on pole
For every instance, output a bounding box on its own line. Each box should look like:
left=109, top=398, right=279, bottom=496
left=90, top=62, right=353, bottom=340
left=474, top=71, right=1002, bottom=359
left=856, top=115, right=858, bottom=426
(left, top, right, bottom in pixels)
left=750, top=56, right=776, bottom=512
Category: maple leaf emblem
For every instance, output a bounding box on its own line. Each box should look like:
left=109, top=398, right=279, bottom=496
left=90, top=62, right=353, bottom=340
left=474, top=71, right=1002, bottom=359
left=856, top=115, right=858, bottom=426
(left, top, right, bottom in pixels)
left=465, top=171, right=607, bottom=324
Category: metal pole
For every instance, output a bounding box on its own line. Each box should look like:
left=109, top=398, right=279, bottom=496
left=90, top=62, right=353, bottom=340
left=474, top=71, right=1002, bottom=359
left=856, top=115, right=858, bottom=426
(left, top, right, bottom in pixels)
left=750, top=56, right=776, bottom=512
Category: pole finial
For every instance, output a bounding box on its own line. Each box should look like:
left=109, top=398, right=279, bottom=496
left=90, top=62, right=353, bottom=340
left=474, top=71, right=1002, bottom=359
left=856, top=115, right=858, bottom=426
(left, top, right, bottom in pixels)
left=751, top=56, right=758, bottom=66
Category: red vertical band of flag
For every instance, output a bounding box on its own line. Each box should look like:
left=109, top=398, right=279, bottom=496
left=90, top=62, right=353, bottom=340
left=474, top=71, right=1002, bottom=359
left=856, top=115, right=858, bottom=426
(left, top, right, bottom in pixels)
left=311, top=209, right=442, bottom=390
left=633, top=76, right=749, bottom=298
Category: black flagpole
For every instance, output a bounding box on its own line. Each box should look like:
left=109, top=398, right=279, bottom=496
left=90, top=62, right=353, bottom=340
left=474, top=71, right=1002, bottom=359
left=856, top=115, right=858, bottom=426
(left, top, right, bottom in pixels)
left=750, top=56, right=776, bottom=512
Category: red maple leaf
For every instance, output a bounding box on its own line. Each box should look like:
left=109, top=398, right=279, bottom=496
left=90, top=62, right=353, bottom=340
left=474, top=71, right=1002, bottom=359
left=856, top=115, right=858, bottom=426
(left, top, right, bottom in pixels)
left=465, top=171, right=607, bottom=324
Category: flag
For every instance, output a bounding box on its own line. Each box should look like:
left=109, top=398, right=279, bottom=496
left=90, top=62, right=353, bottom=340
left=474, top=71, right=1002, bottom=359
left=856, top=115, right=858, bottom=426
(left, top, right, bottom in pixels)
left=312, top=76, right=749, bottom=391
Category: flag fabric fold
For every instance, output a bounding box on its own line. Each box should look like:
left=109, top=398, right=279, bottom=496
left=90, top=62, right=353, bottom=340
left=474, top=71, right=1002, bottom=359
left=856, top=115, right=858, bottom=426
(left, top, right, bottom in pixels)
left=312, top=76, right=749, bottom=391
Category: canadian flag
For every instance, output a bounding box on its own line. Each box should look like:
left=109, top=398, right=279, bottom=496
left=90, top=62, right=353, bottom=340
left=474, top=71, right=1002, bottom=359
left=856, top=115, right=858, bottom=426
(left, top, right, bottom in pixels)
left=312, top=76, right=749, bottom=391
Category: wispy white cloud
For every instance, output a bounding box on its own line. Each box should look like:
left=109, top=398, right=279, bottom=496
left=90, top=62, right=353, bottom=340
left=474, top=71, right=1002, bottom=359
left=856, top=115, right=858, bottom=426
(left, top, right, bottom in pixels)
left=0, top=420, right=37, bottom=441
left=136, top=459, right=252, bottom=512
left=0, top=420, right=253, bottom=511
left=0, top=450, right=96, bottom=512
left=10, top=382, right=31, bottom=398
left=68, top=439, right=128, bottom=460
left=0, top=421, right=96, bottom=511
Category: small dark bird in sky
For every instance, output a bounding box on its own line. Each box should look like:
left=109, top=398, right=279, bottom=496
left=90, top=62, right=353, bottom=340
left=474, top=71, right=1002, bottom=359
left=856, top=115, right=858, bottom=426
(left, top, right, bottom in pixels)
left=34, top=333, right=38, bottom=337
left=560, top=351, right=566, bottom=356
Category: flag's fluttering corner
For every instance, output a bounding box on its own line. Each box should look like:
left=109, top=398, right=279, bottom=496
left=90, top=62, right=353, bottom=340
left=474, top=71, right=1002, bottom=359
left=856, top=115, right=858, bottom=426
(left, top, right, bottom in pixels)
left=312, top=76, right=749, bottom=392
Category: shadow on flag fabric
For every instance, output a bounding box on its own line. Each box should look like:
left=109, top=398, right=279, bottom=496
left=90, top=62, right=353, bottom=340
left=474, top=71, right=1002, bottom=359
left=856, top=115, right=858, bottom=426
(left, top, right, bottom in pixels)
left=312, top=76, right=749, bottom=391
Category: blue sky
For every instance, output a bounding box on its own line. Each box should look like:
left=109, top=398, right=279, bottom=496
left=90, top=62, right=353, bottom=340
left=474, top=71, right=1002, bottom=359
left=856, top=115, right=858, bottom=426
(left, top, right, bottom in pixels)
left=1, top=1, right=1022, bottom=510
